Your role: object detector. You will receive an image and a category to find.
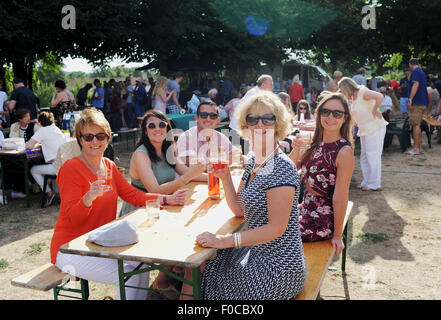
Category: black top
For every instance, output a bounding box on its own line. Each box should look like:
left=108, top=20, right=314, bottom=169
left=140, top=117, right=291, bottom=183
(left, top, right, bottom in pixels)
left=10, top=87, right=38, bottom=120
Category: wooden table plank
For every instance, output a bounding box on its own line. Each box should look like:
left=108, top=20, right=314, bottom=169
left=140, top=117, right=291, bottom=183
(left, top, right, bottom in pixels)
left=60, top=169, right=244, bottom=268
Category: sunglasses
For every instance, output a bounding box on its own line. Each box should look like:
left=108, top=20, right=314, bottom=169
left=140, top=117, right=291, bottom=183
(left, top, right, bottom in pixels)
left=298, top=107, right=307, bottom=111
left=81, top=133, right=109, bottom=142
left=320, top=108, right=346, bottom=119
left=147, top=121, right=167, bottom=129
left=198, top=112, right=219, bottom=120
left=245, top=113, right=276, bottom=126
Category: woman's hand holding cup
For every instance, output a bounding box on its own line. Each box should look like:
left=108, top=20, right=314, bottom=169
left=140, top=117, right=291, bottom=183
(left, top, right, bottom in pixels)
left=82, top=179, right=109, bottom=207
left=291, top=133, right=304, bottom=153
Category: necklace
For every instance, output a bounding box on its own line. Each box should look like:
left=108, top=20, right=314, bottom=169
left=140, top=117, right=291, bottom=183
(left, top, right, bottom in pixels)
left=250, top=145, right=280, bottom=175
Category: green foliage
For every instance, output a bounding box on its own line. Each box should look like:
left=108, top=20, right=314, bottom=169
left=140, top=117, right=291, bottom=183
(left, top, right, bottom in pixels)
left=24, top=242, right=46, bottom=256
left=0, top=258, right=8, bottom=270
left=33, top=83, right=54, bottom=109
left=356, top=232, right=389, bottom=243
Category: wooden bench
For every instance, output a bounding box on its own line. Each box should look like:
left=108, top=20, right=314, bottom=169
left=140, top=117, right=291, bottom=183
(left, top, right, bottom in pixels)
left=294, top=201, right=353, bottom=300
left=11, top=263, right=89, bottom=300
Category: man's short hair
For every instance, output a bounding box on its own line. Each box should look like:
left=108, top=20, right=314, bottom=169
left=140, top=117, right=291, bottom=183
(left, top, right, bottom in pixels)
left=196, top=99, right=218, bottom=115
left=93, top=79, right=100, bottom=84
left=256, top=74, right=272, bottom=87
left=409, top=58, right=419, bottom=66
left=358, top=67, right=366, bottom=75
left=175, top=72, right=184, bottom=79
left=12, top=78, right=24, bottom=84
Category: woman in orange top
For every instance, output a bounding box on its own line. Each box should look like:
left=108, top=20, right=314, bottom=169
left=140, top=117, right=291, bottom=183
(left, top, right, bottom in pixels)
left=50, top=107, right=187, bottom=300
left=288, top=74, right=305, bottom=113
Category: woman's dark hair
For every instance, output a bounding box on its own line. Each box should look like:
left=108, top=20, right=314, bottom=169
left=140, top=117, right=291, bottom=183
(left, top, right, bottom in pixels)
left=54, top=80, right=66, bottom=90
left=296, top=100, right=312, bottom=121
left=300, top=92, right=353, bottom=166
left=38, top=111, right=55, bottom=127
left=16, top=108, right=30, bottom=120
left=137, top=110, right=176, bottom=167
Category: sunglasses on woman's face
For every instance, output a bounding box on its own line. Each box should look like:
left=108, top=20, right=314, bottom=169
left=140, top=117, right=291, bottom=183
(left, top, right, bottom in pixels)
left=320, top=108, right=346, bottom=119
left=81, top=133, right=109, bottom=142
left=298, top=107, right=307, bottom=111
left=245, top=113, right=276, bottom=126
left=147, top=121, right=167, bottom=129
left=198, top=112, right=219, bottom=120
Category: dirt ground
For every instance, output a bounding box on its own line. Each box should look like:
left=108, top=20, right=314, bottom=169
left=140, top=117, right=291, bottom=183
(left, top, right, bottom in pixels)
left=1, top=118, right=440, bottom=300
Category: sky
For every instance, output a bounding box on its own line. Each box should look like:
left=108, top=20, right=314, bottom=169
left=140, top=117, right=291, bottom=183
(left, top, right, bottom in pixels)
left=62, top=56, right=148, bottom=73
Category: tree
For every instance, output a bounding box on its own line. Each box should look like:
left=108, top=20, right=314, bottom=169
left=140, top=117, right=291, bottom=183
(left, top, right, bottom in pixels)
left=0, top=0, right=139, bottom=89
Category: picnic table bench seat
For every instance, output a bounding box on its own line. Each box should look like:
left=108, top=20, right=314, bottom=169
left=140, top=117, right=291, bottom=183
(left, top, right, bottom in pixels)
left=294, top=201, right=353, bottom=300
left=11, top=263, right=89, bottom=300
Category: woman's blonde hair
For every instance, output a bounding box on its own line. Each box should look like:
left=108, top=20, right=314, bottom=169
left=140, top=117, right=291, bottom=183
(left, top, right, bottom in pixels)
left=152, top=76, right=167, bottom=96
left=333, top=70, right=343, bottom=80
left=338, top=77, right=361, bottom=98
left=74, top=107, right=112, bottom=150
left=235, top=91, right=292, bottom=141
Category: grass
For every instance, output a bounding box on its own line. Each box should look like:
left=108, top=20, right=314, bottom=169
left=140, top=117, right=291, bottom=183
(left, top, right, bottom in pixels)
left=0, top=259, right=8, bottom=270
left=356, top=232, right=389, bottom=243
left=24, top=242, right=46, bottom=256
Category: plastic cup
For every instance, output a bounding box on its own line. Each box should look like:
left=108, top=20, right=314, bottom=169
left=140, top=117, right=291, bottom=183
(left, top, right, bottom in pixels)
left=208, top=172, right=220, bottom=199
left=299, top=131, right=312, bottom=149
left=97, top=167, right=112, bottom=191
left=146, top=199, right=160, bottom=221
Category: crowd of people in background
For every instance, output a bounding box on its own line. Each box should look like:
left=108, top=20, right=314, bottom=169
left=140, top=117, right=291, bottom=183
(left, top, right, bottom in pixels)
left=0, top=58, right=440, bottom=208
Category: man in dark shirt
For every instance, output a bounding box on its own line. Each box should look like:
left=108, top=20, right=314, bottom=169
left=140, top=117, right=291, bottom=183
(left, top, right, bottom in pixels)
left=8, top=78, right=39, bottom=121
left=76, top=83, right=92, bottom=109
left=399, top=68, right=411, bottom=115
left=406, top=58, right=429, bottom=155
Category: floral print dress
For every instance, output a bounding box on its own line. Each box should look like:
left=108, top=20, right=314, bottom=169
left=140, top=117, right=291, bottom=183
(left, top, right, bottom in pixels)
left=299, top=139, right=352, bottom=241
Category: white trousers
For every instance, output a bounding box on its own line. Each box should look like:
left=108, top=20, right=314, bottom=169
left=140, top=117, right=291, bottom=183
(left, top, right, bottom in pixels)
left=30, top=163, right=57, bottom=193
left=359, top=126, right=386, bottom=190
left=56, top=252, right=149, bottom=300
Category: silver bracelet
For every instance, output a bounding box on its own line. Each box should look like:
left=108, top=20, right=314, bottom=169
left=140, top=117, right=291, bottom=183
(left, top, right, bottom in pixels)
left=234, top=232, right=242, bottom=249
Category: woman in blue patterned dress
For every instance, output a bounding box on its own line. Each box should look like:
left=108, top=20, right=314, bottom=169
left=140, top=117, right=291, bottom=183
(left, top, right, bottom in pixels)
left=289, top=92, right=354, bottom=255
left=180, top=91, right=306, bottom=300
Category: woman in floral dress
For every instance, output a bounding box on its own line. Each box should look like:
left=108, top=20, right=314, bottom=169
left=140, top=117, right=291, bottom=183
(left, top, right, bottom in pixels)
left=289, top=92, right=354, bottom=254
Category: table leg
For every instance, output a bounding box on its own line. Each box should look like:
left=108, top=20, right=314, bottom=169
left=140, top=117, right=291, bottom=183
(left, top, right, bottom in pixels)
left=118, top=260, right=127, bottom=300
left=342, top=224, right=348, bottom=272
left=0, top=157, right=5, bottom=204
left=192, top=266, right=202, bottom=300
left=24, top=155, right=30, bottom=208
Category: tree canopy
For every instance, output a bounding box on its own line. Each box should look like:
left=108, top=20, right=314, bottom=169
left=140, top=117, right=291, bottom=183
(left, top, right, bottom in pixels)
left=1, top=0, right=440, bottom=89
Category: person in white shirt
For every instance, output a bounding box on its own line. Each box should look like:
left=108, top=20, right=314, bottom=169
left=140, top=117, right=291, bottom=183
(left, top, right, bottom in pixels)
left=26, top=111, right=66, bottom=207
left=379, top=87, right=393, bottom=113
left=0, top=80, right=8, bottom=124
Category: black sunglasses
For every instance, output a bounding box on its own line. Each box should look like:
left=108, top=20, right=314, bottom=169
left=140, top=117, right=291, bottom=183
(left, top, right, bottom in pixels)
left=147, top=121, right=167, bottom=129
left=245, top=113, right=276, bottom=126
left=298, top=107, right=307, bottom=111
left=320, top=108, right=346, bottom=119
left=81, top=133, right=109, bottom=142
left=198, top=112, right=219, bottom=120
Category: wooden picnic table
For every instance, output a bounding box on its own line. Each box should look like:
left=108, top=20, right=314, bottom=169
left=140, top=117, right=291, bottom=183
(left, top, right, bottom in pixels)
left=60, top=168, right=245, bottom=300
